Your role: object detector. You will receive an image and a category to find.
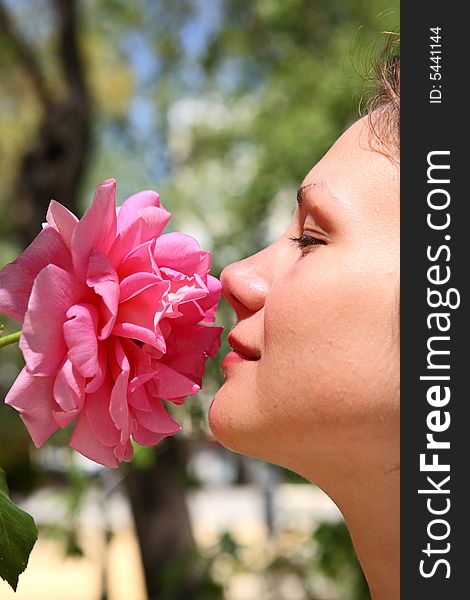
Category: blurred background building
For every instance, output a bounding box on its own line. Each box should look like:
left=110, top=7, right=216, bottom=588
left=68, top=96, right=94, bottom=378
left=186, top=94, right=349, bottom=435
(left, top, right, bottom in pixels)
left=0, top=1, right=398, bottom=598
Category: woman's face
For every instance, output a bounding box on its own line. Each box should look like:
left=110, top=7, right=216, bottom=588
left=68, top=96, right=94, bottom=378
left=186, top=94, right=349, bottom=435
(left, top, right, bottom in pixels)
left=209, top=117, right=399, bottom=472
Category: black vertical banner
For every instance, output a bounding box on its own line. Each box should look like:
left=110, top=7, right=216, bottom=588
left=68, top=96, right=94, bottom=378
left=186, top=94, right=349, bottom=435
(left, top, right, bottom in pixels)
left=401, top=3, right=468, bottom=598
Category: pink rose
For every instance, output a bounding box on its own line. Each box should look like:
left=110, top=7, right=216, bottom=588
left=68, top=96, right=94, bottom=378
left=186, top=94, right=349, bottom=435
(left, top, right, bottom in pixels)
left=0, top=179, right=222, bottom=467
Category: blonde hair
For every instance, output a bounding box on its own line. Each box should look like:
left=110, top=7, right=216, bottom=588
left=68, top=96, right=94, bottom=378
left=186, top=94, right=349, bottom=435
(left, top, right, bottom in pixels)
left=364, top=35, right=400, bottom=157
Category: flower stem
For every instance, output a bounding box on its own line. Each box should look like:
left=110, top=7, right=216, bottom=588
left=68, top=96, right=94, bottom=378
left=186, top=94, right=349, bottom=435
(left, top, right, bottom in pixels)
left=0, top=330, right=21, bottom=348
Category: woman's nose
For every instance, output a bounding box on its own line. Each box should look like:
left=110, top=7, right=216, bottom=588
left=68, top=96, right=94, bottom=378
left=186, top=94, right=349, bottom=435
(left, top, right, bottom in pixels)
left=221, top=251, right=271, bottom=319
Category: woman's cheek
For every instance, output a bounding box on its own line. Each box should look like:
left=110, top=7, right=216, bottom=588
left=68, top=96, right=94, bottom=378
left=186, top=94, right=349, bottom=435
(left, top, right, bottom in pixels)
left=260, top=272, right=326, bottom=413
left=260, top=262, right=396, bottom=439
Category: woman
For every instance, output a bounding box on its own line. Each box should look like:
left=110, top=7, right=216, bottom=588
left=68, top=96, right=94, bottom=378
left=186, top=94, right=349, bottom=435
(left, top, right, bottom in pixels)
left=209, top=48, right=400, bottom=599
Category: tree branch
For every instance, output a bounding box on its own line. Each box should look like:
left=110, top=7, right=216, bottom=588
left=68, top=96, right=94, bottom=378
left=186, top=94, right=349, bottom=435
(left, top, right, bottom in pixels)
left=0, top=0, right=50, bottom=106
left=53, top=0, right=88, bottom=100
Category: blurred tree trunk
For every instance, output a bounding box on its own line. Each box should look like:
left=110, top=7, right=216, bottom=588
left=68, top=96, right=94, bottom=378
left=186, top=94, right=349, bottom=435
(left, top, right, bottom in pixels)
left=125, top=437, right=200, bottom=600
left=0, top=0, right=91, bottom=247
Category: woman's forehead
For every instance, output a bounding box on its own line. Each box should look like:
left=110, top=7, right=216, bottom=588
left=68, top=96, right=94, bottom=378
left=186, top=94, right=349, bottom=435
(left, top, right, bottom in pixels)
left=300, top=118, right=399, bottom=228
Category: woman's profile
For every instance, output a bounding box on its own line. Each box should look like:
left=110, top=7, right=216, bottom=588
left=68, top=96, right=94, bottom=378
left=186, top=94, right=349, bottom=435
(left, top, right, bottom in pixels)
left=209, top=42, right=400, bottom=600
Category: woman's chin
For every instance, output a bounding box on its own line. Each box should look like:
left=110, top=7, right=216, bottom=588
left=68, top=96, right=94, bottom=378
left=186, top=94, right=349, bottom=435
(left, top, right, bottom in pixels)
left=208, top=386, right=261, bottom=457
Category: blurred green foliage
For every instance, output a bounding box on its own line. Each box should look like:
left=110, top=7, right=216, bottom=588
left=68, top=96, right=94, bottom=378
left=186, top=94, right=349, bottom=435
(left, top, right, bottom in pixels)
left=198, top=522, right=369, bottom=600
left=0, top=1, right=398, bottom=598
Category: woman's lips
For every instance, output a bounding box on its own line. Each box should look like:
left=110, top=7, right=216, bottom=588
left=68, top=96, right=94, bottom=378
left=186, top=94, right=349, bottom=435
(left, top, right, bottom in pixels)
left=227, top=333, right=261, bottom=361
left=221, top=350, right=259, bottom=370
left=223, top=333, right=261, bottom=368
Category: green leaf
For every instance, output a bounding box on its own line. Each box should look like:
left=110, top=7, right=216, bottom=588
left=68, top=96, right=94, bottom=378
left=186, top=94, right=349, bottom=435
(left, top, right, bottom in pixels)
left=0, top=468, right=38, bottom=591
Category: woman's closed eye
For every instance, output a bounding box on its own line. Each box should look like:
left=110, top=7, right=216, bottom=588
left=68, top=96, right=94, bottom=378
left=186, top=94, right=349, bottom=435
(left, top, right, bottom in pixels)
left=289, top=232, right=327, bottom=252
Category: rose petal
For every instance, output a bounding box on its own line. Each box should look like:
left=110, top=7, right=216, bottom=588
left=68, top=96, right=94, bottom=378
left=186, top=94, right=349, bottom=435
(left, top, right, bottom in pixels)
left=110, top=199, right=171, bottom=265
left=110, top=371, right=131, bottom=444
left=116, top=280, right=169, bottom=326
left=119, top=272, right=163, bottom=303
left=196, top=275, right=222, bottom=323
left=134, top=398, right=181, bottom=434
left=154, top=362, right=200, bottom=399
left=153, top=232, right=210, bottom=277
left=167, top=299, right=206, bottom=326
left=72, top=178, right=117, bottom=281
left=113, top=280, right=170, bottom=349
left=120, top=338, right=155, bottom=390
left=46, top=200, right=79, bottom=252
left=109, top=339, right=131, bottom=444
left=70, top=411, right=119, bottom=468
left=53, top=358, right=85, bottom=413
left=84, top=377, right=120, bottom=447
left=53, top=408, right=79, bottom=428
left=85, top=340, right=108, bottom=393
left=162, top=269, right=210, bottom=307
left=5, top=368, right=59, bottom=447
left=163, top=324, right=223, bottom=382
left=113, top=440, right=133, bottom=463
left=117, top=240, right=155, bottom=280
left=0, top=227, right=72, bottom=322
left=86, top=250, right=119, bottom=339
left=132, top=423, right=166, bottom=446
left=116, top=190, right=164, bottom=232
left=128, top=384, right=153, bottom=412
left=128, top=371, right=155, bottom=396
left=20, top=265, right=87, bottom=376
left=112, top=322, right=167, bottom=353
left=63, top=303, right=100, bottom=378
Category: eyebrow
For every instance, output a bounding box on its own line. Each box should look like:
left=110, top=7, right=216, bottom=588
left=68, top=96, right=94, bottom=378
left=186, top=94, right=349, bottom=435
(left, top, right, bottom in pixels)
left=296, top=179, right=340, bottom=210
left=296, top=181, right=320, bottom=209
left=296, top=184, right=310, bottom=209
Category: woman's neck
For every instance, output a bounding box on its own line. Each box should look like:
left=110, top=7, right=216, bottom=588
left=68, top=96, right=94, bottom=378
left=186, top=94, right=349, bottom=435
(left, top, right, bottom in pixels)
left=338, top=468, right=400, bottom=599
left=299, top=450, right=400, bottom=599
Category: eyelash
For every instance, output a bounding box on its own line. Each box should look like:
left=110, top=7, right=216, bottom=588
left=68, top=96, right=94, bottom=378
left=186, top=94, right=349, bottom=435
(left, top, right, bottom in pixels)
left=289, top=233, right=327, bottom=250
